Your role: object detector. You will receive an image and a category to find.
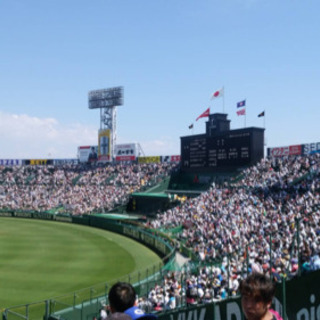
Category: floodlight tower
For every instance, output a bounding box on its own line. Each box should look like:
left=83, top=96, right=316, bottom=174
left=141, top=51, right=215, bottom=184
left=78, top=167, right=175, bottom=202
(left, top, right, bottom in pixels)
left=88, top=87, right=123, bottom=161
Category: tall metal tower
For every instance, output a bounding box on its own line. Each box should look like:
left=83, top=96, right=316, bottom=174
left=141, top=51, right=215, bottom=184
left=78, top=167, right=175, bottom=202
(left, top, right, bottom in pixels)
left=88, top=87, right=123, bottom=161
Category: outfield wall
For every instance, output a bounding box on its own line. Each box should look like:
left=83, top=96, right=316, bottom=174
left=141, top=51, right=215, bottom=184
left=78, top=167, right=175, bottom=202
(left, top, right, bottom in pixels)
left=73, top=215, right=174, bottom=259
left=0, top=210, right=174, bottom=260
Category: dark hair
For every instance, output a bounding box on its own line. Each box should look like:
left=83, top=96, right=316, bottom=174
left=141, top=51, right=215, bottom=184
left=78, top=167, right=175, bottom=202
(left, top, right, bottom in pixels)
left=108, top=282, right=136, bottom=312
left=239, top=273, right=275, bottom=304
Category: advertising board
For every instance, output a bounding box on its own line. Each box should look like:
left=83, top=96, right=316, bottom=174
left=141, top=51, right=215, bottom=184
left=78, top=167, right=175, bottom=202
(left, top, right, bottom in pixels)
left=268, top=145, right=302, bottom=157
left=302, top=141, right=320, bottom=155
left=138, top=156, right=161, bottom=164
left=268, top=142, right=320, bottom=157
left=171, top=155, right=181, bottom=162
left=53, top=159, right=79, bottom=166
left=24, top=159, right=53, bottom=165
left=161, top=155, right=181, bottom=163
left=0, top=159, right=22, bottom=166
left=98, top=129, right=111, bottom=161
left=114, top=143, right=137, bottom=161
left=77, top=146, right=98, bottom=163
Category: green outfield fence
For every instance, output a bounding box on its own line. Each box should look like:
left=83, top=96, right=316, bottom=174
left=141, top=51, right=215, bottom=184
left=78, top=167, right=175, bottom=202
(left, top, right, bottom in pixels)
left=1, top=210, right=320, bottom=320
left=0, top=210, right=175, bottom=320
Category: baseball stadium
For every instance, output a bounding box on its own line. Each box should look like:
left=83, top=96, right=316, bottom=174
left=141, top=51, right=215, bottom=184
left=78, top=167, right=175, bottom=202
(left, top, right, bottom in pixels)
left=0, top=104, right=319, bottom=320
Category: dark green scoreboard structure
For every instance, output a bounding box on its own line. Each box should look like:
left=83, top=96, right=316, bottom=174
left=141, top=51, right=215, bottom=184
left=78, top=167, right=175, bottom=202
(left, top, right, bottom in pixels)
left=127, top=192, right=172, bottom=215
left=181, top=113, right=264, bottom=172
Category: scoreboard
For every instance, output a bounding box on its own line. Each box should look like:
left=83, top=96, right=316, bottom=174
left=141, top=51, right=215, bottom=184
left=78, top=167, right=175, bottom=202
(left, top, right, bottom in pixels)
left=207, top=132, right=251, bottom=167
left=181, top=128, right=263, bottom=172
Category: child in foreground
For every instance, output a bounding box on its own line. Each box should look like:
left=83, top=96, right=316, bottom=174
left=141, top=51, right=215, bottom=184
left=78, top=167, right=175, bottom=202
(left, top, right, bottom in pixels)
left=239, top=273, right=283, bottom=320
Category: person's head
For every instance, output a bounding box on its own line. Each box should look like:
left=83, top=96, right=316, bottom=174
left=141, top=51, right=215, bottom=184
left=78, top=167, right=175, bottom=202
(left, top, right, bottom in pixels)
left=108, top=282, right=136, bottom=313
left=239, top=273, right=276, bottom=320
left=108, top=282, right=158, bottom=320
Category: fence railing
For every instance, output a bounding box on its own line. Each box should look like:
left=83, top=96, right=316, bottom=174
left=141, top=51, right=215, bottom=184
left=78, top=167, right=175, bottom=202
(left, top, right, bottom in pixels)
left=1, top=208, right=320, bottom=320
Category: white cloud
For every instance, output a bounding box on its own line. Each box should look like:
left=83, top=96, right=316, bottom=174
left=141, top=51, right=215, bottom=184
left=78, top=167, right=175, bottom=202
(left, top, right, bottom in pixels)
left=0, top=112, right=181, bottom=159
left=0, top=112, right=97, bottom=159
left=138, top=137, right=180, bottom=156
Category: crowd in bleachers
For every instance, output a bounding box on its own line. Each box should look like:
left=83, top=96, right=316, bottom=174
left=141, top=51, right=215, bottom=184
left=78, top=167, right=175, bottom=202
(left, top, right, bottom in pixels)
left=141, top=154, right=320, bottom=309
left=1, top=154, right=320, bottom=311
left=137, top=267, right=237, bottom=312
left=0, top=162, right=177, bottom=215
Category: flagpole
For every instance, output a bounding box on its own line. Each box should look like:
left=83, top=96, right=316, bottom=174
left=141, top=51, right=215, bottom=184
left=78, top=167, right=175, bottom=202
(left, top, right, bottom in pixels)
left=264, top=110, right=266, bottom=150
left=264, top=110, right=267, bottom=154
left=223, top=86, right=225, bottom=113
left=244, top=100, right=246, bottom=128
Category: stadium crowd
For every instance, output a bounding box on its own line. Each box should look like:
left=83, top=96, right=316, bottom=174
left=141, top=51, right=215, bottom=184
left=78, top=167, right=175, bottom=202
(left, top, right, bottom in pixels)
left=0, top=162, right=177, bottom=215
left=1, top=153, right=320, bottom=313
left=141, top=154, right=320, bottom=309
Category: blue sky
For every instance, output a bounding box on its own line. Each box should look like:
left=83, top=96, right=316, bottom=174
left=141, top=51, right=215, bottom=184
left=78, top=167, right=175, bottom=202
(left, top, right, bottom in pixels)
left=0, top=0, right=319, bottom=158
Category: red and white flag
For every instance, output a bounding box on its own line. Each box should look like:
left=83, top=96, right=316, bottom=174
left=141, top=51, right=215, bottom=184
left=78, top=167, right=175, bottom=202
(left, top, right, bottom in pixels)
left=237, top=108, right=246, bottom=116
left=211, top=87, right=224, bottom=100
left=196, top=107, right=210, bottom=121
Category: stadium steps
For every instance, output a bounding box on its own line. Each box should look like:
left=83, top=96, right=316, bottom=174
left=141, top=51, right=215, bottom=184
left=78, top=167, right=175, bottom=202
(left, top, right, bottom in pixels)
left=289, top=170, right=316, bottom=185
left=25, top=174, right=35, bottom=184
left=144, top=176, right=170, bottom=193
left=72, top=174, right=82, bottom=185
left=104, top=173, right=117, bottom=185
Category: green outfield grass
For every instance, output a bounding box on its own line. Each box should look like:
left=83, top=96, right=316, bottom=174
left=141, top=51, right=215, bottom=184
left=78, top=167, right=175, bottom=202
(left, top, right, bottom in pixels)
left=0, top=218, right=161, bottom=309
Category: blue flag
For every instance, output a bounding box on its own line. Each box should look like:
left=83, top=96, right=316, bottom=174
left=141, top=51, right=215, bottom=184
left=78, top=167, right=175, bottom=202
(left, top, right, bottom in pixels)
left=237, top=100, right=246, bottom=108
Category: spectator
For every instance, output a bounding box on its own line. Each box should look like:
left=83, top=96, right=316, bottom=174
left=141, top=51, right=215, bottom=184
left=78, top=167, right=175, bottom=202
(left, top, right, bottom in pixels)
left=239, top=273, right=283, bottom=320
left=108, top=282, right=157, bottom=320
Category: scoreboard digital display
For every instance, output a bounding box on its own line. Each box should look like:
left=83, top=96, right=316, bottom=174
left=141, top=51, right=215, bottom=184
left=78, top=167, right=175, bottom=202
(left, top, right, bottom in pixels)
left=188, top=137, right=207, bottom=168
left=207, top=132, right=251, bottom=168
left=181, top=131, right=261, bottom=171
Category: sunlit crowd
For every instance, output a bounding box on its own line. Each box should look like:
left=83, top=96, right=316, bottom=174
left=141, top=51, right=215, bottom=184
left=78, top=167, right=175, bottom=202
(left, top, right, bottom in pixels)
left=1, top=154, right=320, bottom=311
left=0, top=162, right=177, bottom=215
left=141, top=154, right=320, bottom=310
